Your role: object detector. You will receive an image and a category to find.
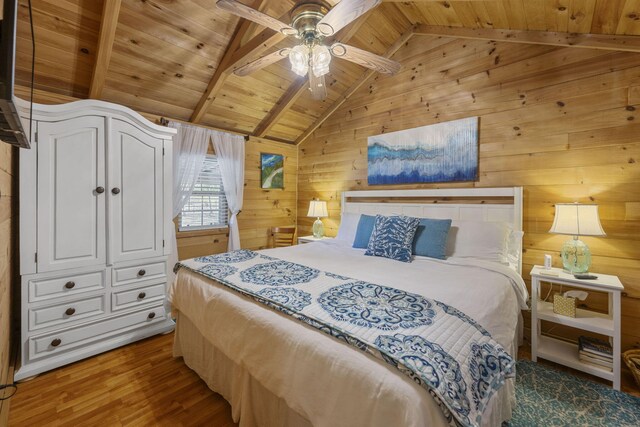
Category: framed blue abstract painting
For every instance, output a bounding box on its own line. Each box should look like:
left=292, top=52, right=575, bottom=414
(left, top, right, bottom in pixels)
left=367, top=117, right=479, bottom=185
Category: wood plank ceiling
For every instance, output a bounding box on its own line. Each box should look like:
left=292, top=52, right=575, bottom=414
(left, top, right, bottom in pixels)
left=14, top=0, right=640, bottom=144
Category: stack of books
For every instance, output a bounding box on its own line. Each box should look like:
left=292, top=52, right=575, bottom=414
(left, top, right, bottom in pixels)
left=578, top=336, right=613, bottom=371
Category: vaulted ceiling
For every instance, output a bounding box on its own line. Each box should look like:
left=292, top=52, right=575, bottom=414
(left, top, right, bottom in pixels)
left=14, top=0, right=640, bottom=144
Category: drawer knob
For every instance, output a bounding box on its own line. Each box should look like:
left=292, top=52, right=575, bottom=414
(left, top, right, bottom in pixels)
left=138, top=269, right=146, bottom=277
left=138, top=292, right=146, bottom=300
left=65, top=307, right=76, bottom=316
left=65, top=281, right=76, bottom=289
left=95, top=186, right=105, bottom=194
left=51, top=338, right=62, bottom=347
left=147, top=312, right=156, bottom=319
left=112, top=187, right=121, bottom=195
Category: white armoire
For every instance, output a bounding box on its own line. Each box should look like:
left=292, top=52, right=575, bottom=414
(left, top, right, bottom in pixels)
left=15, top=100, right=176, bottom=380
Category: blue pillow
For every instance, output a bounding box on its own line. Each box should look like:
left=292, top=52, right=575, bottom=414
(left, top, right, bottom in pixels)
left=365, top=215, right=421, bottom=262
left=412, top=218, right=452, bottom=259
left=352, top=214, right=376, bottom=248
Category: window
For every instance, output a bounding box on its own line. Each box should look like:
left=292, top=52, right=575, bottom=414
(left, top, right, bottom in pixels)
left=179, top=155, right=228, bottom=231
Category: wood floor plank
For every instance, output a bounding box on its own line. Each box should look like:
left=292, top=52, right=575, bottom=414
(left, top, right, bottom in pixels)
left=8, top=333, right=237, bottom=426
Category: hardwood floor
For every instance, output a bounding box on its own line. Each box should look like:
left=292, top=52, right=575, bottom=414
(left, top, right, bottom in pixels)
left=8, top=334, right=639, bottom=426
left=8, top=333, right=237, bottom=427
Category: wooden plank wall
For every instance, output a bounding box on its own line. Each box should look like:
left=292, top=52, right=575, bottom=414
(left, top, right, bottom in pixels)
left=177, top=136, right=298, bottom=259
left=239, top=137, right=298, bottom=250
left=297, top=36, right=640, bottom=352
left=0, top=142, right=18, bottom=422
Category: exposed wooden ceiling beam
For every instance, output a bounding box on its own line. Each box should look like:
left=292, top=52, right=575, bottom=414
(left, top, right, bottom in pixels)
left=296, top=26, right=415, bottom=145
left=89, top=0, right=122, bottom=99
left=252, top=78, right=307, bottom=138
left=252, top=14, right=371, bottom=139
left=190, top=3, right=288, bottom=123
left=190, top=19, right=255, bottom=122
left=413, top=25, right=640, bottom=53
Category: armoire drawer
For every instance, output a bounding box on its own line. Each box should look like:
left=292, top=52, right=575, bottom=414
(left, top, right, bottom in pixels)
left=113, top=261, right=166, bottom=286
left=29, top=305, right=167, bottom=361
left=28, top=270, right=106, bottom=303
left=29, top=295, right=106, bottom=331
left=112, top=282, right=166, bottom=311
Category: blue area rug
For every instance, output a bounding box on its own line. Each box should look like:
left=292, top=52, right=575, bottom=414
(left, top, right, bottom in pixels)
left=508, top=360, right=640, bottom=426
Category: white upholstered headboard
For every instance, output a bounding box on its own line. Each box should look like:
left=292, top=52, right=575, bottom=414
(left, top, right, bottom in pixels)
left=340, top=187, right=524, bottom=273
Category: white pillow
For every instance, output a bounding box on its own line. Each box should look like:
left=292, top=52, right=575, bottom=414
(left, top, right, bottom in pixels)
left=504, top=225, right=524, bottom=269
left=335, top=212, right=361, bottom=243
left=446, top=221, right=510, bottom=262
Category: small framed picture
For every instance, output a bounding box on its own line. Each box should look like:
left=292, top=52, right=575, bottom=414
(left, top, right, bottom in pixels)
left=260, top=153, right=284, bottom=189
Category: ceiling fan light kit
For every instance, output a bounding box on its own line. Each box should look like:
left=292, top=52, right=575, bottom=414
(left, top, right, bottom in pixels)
left=217, top=0, right=400, bottom=100
left=289, top=45, right=310, bottom=77
left=310, top=44, right=331, bottom=77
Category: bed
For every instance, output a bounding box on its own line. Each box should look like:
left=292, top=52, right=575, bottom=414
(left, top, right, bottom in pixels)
left=169, top=187, right=528, bottom=427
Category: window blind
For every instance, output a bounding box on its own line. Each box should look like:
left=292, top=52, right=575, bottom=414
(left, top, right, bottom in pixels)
left=179, top=155, right=228, bottom=231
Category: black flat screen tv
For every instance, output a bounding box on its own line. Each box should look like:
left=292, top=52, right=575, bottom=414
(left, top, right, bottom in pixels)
left=0, top=0, right=30, bottom=149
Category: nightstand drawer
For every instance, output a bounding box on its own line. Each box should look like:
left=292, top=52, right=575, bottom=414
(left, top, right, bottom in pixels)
left=28, top=270, right=106, bottom=303
left=29, top=305, right=167, bottom=361
left=113, top=261, right=166, bottom=286
left=112, top=282, right=166, bottom=311
left=29, top=295, right=106, bottom=331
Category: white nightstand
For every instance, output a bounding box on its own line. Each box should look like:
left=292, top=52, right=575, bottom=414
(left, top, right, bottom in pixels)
left=297, top=235, right=333, bottom=244
left=530, top=265, right=624, bottom=390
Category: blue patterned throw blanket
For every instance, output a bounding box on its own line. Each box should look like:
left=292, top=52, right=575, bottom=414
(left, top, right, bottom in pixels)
left=176, top=250, right=515, bottom=427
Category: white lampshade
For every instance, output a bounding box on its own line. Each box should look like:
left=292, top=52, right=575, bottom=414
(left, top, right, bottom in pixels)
left=549, top=203, right=606, bottom=237
left=307, top=200, right=328, bottom=218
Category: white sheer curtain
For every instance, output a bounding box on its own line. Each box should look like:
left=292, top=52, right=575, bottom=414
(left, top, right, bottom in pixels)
left=210, top=130, right=245, bottom=251
left=168, top=121, right=210, bottom=285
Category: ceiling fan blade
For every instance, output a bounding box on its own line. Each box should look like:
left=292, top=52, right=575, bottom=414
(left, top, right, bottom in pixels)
left=217, top=0, right=298, bottom=36
left=308, top=73, right=328, bottom=100
left=330, top=43, right=401, bottom=75
left=234, top=49, right=291, bottom=76
left=316, top=0, right=381, bottom=36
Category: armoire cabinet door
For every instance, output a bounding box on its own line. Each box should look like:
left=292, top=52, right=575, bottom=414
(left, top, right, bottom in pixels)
left=109, top=119, right=164, bottom=263
left=37, top=116, right=106, bottom=272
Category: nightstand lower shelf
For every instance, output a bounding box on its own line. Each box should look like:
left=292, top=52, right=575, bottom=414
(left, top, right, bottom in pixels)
left=536, top=300, right=613, bottom=336
left=537, top=335, right=614, bottom=381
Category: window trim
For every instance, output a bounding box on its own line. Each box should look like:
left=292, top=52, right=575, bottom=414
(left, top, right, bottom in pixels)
left=175, top=223, right=228, bottom=239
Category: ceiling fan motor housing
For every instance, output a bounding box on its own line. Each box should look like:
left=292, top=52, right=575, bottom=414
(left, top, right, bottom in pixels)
left=290, top=1, right=331, bottom=43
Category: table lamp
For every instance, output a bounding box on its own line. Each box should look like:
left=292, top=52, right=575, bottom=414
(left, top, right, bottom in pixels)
left=307, top=199, right=328, bottom=238
left=549, top=203, right=605, bottom=274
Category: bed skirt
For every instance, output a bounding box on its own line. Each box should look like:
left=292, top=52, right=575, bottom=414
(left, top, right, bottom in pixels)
left=174, top=311, right=311, bottom=427
left=173, top=309, right=517, bottom=427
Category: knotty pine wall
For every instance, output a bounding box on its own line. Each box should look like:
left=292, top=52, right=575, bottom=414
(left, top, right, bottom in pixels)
left=297, top=36, right=640, bottom=352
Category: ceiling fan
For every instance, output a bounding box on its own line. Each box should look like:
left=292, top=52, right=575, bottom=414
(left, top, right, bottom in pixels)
left=217, top=0, right=401, bottom=100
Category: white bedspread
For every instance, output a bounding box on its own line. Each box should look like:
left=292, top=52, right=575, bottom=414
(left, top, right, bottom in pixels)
left=169, top=240, right=528, bottom=427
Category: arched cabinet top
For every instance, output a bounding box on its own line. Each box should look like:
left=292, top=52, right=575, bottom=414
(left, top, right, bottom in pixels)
left=15, top=98, right=176, bottom=138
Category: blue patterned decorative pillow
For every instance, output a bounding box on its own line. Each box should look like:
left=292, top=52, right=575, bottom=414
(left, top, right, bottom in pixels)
left=365, top=215, right=421, bottom=262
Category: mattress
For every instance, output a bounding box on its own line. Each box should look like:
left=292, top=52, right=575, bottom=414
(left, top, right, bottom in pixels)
left=169, top=239, right=528, bottom=427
